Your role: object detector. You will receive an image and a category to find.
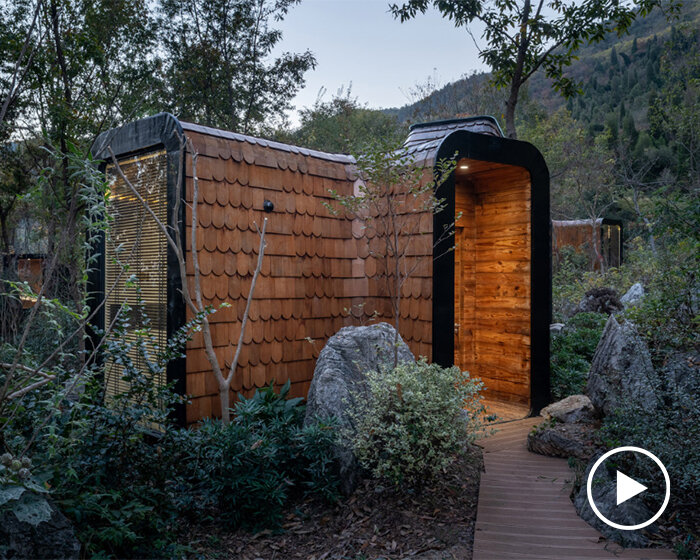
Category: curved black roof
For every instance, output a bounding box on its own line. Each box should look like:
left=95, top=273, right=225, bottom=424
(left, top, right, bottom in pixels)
left=403, top=116, right=503, bottom=165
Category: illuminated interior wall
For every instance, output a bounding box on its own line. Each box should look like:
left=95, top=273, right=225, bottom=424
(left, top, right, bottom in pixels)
left=104, top=150, right=168, bottom=400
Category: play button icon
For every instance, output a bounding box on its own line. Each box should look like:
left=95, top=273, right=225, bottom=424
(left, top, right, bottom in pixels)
left=616, top=470, right=647, bottom=505
left=587, top=446, right=670, bottom=531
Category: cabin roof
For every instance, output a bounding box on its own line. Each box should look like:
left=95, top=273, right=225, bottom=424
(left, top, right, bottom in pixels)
left=180, top=122, right=355, bottom=166
left=403, top=116, right=503, bottom=165
left=91, top=113, right=357, bottom=183
left=552, top=218, right=622, bottom=227
left=93, top=113, right=506, bottom=183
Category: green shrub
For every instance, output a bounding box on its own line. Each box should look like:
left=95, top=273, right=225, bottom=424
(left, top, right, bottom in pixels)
left=550, top=312, right=608, bottom=400
left=6, top=297, right=339, bottom=558
left=623, top=238, right=699, bottom=367
left=349, top=359, right=486, bottom=487
left=168, top=381, right=339, bottom=529
left=40, top=299, right=192, bottom=558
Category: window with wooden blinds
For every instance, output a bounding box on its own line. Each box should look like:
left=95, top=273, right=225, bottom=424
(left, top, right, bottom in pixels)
left=104, top=151, right=168, bottom=403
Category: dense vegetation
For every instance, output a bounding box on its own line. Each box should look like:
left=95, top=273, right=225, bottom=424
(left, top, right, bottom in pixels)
left=349, top=359, right=486, bottom=487
left=2, top=301, right=340, bottom=557
left=1, top=0, right=698, bottom=557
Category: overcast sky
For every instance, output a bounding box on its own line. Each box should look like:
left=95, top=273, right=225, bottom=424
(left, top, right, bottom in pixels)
left=275, top=0, right=488, bottom=125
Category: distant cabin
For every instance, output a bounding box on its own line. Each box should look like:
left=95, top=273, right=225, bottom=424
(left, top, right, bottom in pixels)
left=90, top=113, right=550, bottom=425
left=552, top=218, right=623, bottom=270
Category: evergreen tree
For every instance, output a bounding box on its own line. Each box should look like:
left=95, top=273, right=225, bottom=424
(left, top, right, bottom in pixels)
left=610, top=46, right=619, bottom=67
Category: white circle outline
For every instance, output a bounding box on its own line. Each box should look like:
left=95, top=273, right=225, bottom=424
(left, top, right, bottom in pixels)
left=586, top=446, right=670, bottom=531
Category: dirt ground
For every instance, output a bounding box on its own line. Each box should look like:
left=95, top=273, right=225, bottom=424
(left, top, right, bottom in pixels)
left=188, top=445, right=483, bottom=560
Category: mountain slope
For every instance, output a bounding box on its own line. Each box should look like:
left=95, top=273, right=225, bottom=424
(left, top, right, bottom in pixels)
left=386, top=2, right=700, bottom=133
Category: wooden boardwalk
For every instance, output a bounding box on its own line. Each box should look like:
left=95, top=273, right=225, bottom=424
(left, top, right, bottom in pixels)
left=473, top=418, right=675, bottom=560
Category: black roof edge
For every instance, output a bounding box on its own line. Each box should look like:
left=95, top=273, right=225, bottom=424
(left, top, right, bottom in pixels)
left=601, top=217, right=623, bottom=227
left=409, top=115, right=504, bottom=136
left=91, top=112, right=184, bottom=161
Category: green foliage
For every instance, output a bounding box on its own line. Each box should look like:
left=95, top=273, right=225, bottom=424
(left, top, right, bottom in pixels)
left=38, top=297, right=191, bottom=558
left=2, top=294, right=339, bottom=558
left=281, top=86, right=406, bottom=153
left=349, top=359, right=486, bottom=487
left=168, top=381, right=339, bottom=529
left=0, top=451, right=52, bottom=528
left=158, top=0, right=315, bottom=134
left=552, top=237, right=698, bottom=367
left=623, top=239, right=699, bottom=366
left=520, top=108, right=617, bottom=224
left=550, top=312, right=608, bottom=400
left=389, top=0, right=679, bottom=136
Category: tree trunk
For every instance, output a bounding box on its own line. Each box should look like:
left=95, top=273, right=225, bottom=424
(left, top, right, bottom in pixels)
left=504, top=0, right=531, bottom=139
left=219, top=383, right=230, bottom=425
left=505, top=85, right=520, bottom=139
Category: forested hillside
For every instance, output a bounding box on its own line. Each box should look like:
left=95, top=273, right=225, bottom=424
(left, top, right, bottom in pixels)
left=387, top=2, right=700, bottom=136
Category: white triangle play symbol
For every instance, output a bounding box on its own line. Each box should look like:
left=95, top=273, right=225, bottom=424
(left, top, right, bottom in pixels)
left=616, top=470, right=647, bottom=505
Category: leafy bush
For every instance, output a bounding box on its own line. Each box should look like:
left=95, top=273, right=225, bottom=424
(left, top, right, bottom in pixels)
left=623, top=238, right=699, bottom=367
left=550, top=312, right=608, bottom=400
left=4, top=297, right=339, bottom=558
left=349, top=359, right=486, bottom=487
left=168, top=381, right=339, bottom=529
left=39, top=300, right=191, bottom=558
left=553, top=245, right=591, bottom=319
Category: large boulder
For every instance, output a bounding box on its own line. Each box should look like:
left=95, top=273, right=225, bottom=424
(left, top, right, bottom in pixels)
left=576, top=287, right=623, bottom=316
left=540, top=395, right=597, bottom=424
left=0, top=491, right=80, bottom=559
left=305, top=322, right=414, bottom=495
left=586, top=316, right=657, bottom=416
left=573, top=455, right=653, bottom=548
left=527, top=422, right=599, bottom=461
left=620, top=282, right=645, bottom=307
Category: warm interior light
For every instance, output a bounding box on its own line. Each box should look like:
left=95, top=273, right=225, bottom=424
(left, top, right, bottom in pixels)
left=459, top=164, right=469, bottom=169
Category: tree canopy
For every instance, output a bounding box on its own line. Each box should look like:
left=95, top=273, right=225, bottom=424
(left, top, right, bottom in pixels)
left=390, top=0, right=679, bottom=138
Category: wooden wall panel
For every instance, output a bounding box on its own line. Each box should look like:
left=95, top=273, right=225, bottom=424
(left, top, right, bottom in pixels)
left=182, top=130, right=362, bottom=423
left=453, top=162, right=531, bottom=406
left=552, top=220, right=621, bottom=270
left=454, top=179, right=476, bottom=377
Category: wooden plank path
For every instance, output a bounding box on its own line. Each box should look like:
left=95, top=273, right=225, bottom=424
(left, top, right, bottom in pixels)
left=473, top=418, right=676, bottom=560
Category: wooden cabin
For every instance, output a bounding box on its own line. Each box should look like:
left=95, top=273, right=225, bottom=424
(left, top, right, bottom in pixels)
left=90, top=113, right=550, bottom=425
left=552, top=218, right=623, bottom=270
left=0, top=253, right=45, bottom=308
left=403, top=119, right=550, bottom=414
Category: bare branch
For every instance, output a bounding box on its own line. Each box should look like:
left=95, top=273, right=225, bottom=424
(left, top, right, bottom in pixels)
left=0, top=0, right=43, bottom=128
left=7, top=376, right=57, bottom=400
left=226, top=217, right=267, bottom=385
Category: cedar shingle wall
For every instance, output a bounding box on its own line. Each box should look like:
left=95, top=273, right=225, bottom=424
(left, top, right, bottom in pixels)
left=182, top=130, right=415, bottom=423
left=352, top=177, right=435, bottom=361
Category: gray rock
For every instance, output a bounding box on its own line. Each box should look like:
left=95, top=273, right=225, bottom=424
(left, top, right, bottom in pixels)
left=573, top=454, right=653, bottom=548
left=0, top=494, right=81, bottom=559
left=620, top=282, right=645, bottom=306
left=586, top=316, right=657, bottom=416
left=540, top=395, right=597, bottom=424
left=549, top=323, right=565, bottom=335
left=527, top=422, right=599, bottom=461
left=305, top=322, right=414, bottom=495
